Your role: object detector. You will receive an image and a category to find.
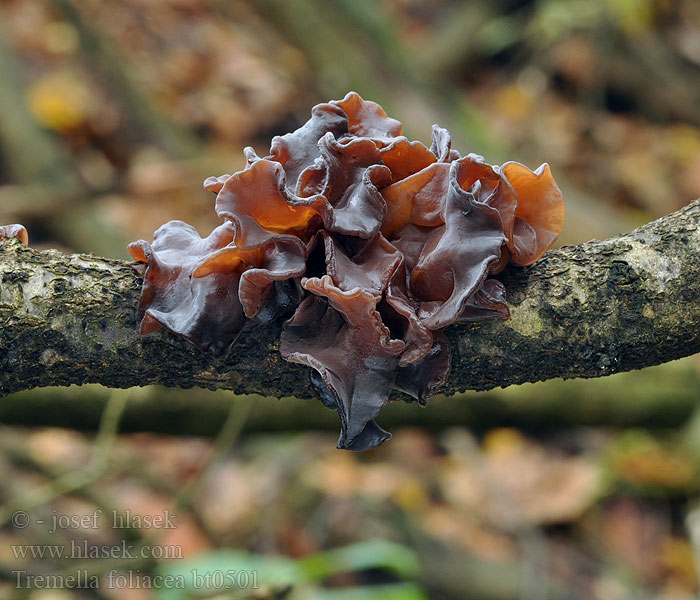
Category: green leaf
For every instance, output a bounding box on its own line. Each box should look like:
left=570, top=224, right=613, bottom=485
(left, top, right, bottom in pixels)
left=299, top=540, right=421, bottom=580
left=156, top=540, right=422, bottom=600
left=307, top=583, right=428, bottom=600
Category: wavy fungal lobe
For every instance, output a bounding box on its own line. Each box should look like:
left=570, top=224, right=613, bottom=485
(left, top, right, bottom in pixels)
left=129, top=92, right=564, bottom=451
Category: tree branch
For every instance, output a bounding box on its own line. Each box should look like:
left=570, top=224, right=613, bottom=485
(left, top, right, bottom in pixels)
left=1, top=199, right=699, bottom=398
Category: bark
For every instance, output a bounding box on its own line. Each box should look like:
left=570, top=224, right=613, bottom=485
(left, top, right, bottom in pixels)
left=1, top=199, right=699, bottom=399
left=2, top=361, right=698, bottom=437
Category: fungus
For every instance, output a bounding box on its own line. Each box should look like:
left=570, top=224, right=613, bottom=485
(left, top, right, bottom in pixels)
left=0, top=224, right=29, bottom=246
left=129, top=92, right=564, bottom=451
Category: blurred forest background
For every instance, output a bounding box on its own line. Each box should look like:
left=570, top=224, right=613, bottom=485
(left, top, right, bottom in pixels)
left=2, top=0, right=700, bottom=598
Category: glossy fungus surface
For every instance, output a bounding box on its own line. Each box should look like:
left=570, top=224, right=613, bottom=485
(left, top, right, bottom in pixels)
left=129, top=92, right=564, bottom=451
left=0, top=224, right=29, bottom=246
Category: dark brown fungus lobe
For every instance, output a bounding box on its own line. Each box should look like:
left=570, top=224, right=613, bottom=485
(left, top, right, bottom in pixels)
left=331, top=91, right=402, bottom=141
left=281, top=277, right=404, bottom=450
left=394, top=330, right=451, bottom=403
left=384, top=261, right=434, bottom=366
left=312, top=134, right=392, bottom=238
left=455, top=155, right=517, bottom=240
left=381, top=162, right=450, bottom=237
left=131, top=91, right=564, bottom=450
left=192, top=231, right=306, bottom=321
left=269, top=102, right=349, bottom=195
left=0, top=224, right=29, bottom=245
left=202, top=173, right=231, bottom=194
left=501, top=161, right=565, bottom=266
left=321, top=231, right=402, bottom=298
left=215, top=159, right=325, bottom=238
left=380, top=137, right=436, bottom=184
left=128, top=221, right=248, bottom=356
left=401, top=159, right=508, bottom=330
left=429, top=125, right=461, bottom=163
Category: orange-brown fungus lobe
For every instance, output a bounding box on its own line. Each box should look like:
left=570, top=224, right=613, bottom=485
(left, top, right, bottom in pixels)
left=129, top=92, right=564, bottom=451
left=0, top=224, right=29, bottom=246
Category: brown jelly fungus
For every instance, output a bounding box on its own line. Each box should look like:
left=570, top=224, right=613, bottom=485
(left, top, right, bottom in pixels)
left=129, top=92, right=564, bottom=451
left=0, top=224, right=28, bottom=246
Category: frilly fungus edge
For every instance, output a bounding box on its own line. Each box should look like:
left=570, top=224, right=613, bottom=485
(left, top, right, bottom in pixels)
left=128, top=92, right=565, bottom=451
